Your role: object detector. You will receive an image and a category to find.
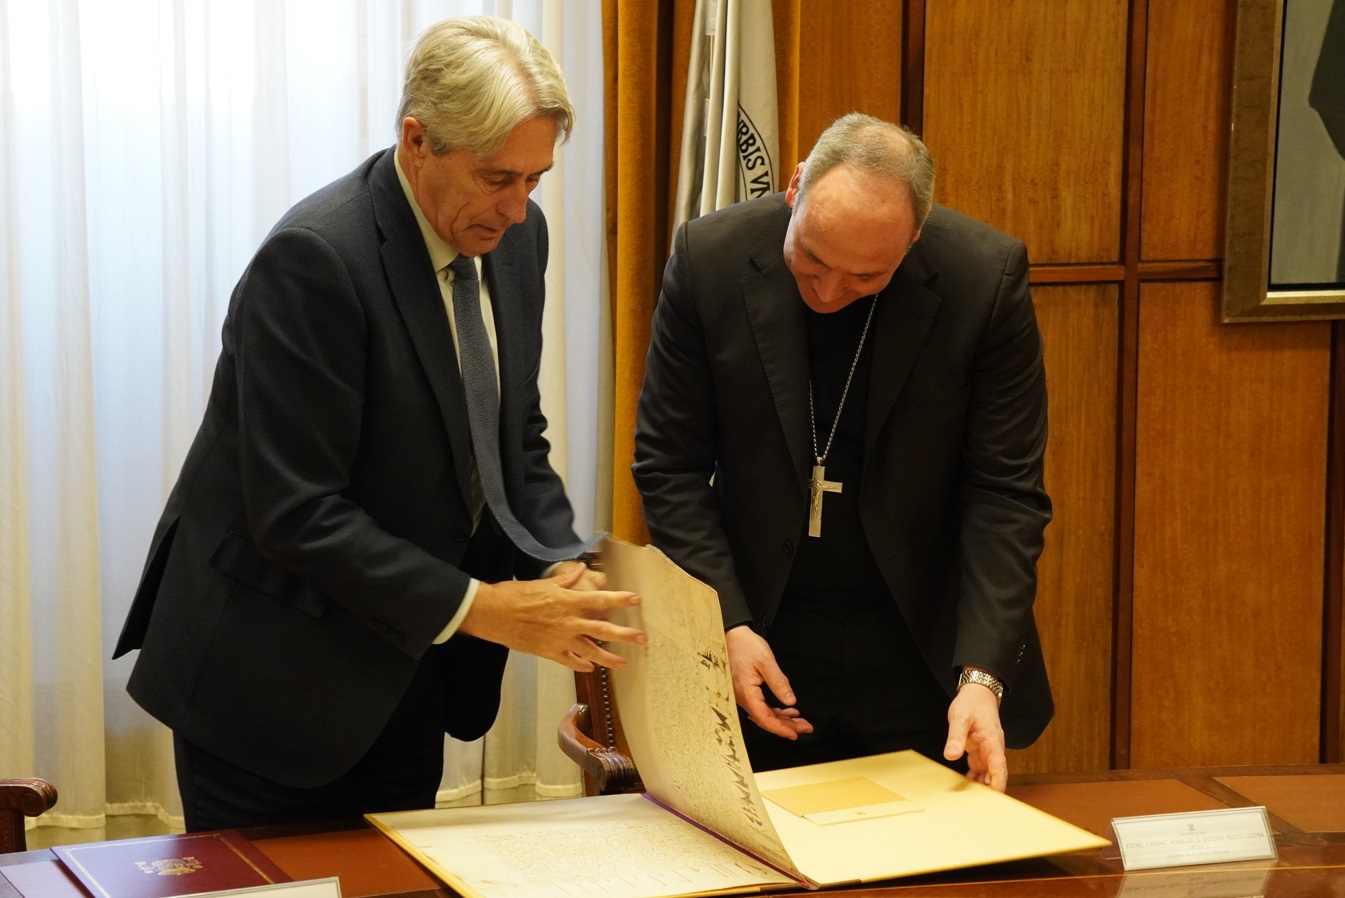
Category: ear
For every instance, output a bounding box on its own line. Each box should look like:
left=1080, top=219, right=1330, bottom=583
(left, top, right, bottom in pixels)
left=783, top=162, right=806, bottom=208
left=399, top=117, right=428, bottom=162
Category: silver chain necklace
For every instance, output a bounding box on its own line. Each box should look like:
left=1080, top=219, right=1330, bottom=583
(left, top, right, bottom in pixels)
left=806, top=295, right=878, bottom=538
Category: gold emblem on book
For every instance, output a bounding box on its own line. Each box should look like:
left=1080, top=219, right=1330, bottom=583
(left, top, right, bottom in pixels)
left=135, top=856, right=203, bottom=876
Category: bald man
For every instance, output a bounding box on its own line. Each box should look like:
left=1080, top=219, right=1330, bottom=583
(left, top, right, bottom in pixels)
left=633, top=113, right=1053, bottom=791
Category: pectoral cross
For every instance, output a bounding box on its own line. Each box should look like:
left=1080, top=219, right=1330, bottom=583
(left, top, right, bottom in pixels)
left=808, top=464, right=843, bottom=537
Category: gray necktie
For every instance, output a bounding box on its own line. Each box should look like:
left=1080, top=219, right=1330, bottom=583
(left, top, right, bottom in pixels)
left=449, top=254, right=584, bottom=564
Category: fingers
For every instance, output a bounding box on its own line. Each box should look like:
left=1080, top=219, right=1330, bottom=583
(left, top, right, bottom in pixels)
left=724, top=626, right=808, bottom=739
left=578, top=588, right=641, bottom=617
left=558, top=649, right=596, bottom=673
left=550, top=559, right=607, bottom=590
left=548, top=563, right=639, bottom=621
left=556, top=637, right=629, bottom=672
left=773, top=708, right=814, bottom=734
left=946, top=688, right=1009, bottom=792
left=944, top=715, right=969, bottom=762
left=574, top=590, right=646, bottom=649
left=459, top=576, right=646, bottom=663
left=960, top=739, right=1009, bottom=792
left=549, top=560, right=587, bottom=587
left=984, top=760, right=1008, bottom=792
left=741, top=689, right=803, bottom=739
left=759, top=662, right=796, bottom=708
left=561, top=599, right=647, bottom=658
left=575, top=568, right=607, bottom=590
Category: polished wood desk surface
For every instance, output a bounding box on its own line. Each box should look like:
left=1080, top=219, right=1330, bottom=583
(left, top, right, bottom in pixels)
left=3, top=764, right=1344, bottom=897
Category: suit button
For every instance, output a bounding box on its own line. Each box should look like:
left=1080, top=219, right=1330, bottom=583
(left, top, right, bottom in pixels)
left=761, top=614, right=772, bottom=630
left=371, top=619, right=403, bottom=645
left=452, top=528, right=470, bottom=543
left=782, top=540, right=794, bottom=557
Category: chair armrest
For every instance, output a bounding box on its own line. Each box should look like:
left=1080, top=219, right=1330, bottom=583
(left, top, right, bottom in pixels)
left=0, top=777, right=59, bottom=854
left=557, top=703, right=642, bottom=795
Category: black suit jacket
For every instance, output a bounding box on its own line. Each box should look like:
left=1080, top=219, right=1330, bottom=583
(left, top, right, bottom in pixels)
left=633, top=194, right=1053, bottom=747
left=113, top=148, right=580, bottom=788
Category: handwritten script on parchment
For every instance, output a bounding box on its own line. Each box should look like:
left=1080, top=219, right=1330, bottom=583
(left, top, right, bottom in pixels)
left=602, top=538, right=796, bottom=877
left=366, top=794, right=791, bottom=898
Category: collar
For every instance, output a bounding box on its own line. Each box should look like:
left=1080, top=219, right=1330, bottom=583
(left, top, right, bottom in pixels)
left=393, top=150, right=464, bottom=271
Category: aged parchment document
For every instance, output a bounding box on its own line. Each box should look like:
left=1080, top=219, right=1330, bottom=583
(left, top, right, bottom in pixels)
left=600, top=538, right=797, bottom=877
left=368, top=539, right=1109, bottom=898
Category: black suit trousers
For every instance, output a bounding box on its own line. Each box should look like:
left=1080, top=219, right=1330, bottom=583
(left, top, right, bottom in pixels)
left=742, top=601, right=967, bottom=775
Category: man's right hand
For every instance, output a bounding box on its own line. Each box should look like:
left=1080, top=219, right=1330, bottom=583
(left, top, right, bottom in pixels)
left=725, top=625, right=813, bottom=739
left=459, top=563, right=647, bottom=672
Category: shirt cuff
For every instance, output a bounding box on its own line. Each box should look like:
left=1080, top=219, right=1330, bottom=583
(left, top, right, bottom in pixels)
left=432, top=579, right=480, bottom=644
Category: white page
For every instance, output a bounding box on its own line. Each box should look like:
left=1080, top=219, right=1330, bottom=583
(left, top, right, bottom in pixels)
left=368, top=793, right=795, bottom=898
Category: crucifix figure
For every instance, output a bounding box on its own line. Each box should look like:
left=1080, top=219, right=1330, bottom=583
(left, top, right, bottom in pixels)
left=808, top=463, right=843, bottom=537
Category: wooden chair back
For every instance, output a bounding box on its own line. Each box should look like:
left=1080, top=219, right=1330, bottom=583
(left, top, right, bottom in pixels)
left=0, top=777, right=58, bottom=853
left=556, top=668, right=642, bottom=796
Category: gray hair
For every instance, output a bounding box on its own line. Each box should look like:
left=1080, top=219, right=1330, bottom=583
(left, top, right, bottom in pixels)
left=796, top=113, right=935, bottom=229
left=396, top=16, right=574, bottom=157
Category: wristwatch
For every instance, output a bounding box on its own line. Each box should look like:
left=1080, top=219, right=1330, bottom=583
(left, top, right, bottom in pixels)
left=958, top=668, right=1004, bottom=706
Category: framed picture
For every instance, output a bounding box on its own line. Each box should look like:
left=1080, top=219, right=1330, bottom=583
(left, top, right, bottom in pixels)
left=1224, top=0, right=1345, bottom=321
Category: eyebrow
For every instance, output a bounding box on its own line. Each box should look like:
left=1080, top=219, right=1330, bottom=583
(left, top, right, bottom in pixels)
left=481, top=163, right=555, bottom=179
left=798, top=236, right=885, bottom=279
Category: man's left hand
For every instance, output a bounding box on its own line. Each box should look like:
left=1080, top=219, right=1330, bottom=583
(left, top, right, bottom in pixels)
left=552, top=558, right=605, bottom=591
left=944, top=685, right=1008, bottom=792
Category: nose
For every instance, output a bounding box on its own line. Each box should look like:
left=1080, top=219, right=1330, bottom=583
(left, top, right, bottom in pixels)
left=501, top=183, right=531, bottom=225
left=813, top=270, right=848, bottom=306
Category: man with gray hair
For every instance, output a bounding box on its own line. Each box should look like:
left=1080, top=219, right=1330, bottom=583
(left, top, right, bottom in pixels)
left=634, top=113, right=1053, bottom=791
left=114, top=16, right=645, bottom=830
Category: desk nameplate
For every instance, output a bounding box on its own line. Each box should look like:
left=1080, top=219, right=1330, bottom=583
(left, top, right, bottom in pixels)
left=1111, top=807, right=1276, bottom=871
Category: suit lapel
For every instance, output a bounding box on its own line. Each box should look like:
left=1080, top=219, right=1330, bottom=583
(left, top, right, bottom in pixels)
left=863, top=241, right=941, bottom=465
left=370, top=150, right=476, bottom=507
left=743, top=233, right=812, bottom=486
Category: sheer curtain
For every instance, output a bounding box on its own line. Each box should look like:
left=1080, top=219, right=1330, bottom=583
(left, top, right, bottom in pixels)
left=0, top=0, right=604, bottom=834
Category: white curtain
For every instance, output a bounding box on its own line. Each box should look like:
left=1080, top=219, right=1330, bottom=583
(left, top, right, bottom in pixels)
left=0, top=0, right=603, bottom=835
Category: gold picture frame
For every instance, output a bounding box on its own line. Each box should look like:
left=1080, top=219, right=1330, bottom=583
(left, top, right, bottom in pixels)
left=1223, top=0, right=1345, bottom=321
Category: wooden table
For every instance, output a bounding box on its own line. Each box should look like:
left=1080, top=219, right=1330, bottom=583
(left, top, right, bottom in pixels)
left=4, top=764, right=1344, bottom=897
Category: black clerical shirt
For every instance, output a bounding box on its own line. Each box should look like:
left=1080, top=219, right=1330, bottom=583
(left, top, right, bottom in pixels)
left=783, top=298, right=891, bottom=617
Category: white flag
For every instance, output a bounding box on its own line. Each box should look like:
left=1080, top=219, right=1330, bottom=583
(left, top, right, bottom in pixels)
left=673, top=0, right=779, bottom=232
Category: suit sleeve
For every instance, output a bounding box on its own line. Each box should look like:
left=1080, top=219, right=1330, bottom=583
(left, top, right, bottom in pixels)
left=952, top=239, right=1052, bottom=687
left=233, top=226, right=471, bottom=653
left=633, top=223, right=755, bottom=628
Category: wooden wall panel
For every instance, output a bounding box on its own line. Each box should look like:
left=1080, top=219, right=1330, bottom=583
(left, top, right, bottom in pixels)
left=1140, top=0, right=1234, bottom=261
left=607, top=0, right=1345, bottom=777
left=922, top=0, right=1127, bottom=264
left=773, top=0, right=904, bottom=171
left=1131, top=283, right=1330, bottom=767
left=1330, top=329, right=1345, bottom=765
left=1009, top=285, right=1119, bottom=775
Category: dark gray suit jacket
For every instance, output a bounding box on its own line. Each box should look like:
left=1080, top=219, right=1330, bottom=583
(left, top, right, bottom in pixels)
left=113, top=148, right=580, bottom=787
left=633, top=194, right=1053, bottom=748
